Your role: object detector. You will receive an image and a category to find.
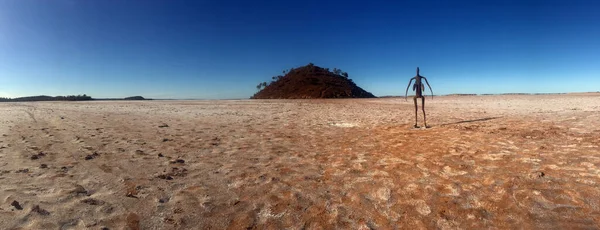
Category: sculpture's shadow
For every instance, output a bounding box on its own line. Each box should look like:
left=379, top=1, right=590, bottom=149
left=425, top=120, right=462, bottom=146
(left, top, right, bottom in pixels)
left=439, top=117, right=501, bottom=126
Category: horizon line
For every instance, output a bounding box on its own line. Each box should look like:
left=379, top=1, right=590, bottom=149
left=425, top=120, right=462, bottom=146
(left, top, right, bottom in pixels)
left=2, top=91, right=599, bottom=101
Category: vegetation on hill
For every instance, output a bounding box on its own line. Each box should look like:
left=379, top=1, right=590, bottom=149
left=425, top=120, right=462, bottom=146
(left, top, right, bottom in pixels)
left=123, top=96, right=146, bottom=100
left=0, top=94, right=93, bottom=102
left=251, top=63, right=376, bottom=99
left=0, top=95, right=150, bottom=102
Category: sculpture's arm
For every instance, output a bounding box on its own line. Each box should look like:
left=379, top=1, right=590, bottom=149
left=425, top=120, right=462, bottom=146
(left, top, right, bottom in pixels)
left=423, top=77, right=433, bottom=99
left=405, top=77, right=415, bottom=101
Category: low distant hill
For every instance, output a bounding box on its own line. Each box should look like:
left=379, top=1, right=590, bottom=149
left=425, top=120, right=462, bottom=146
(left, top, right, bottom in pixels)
left=123, top=96, right=146, bottom=100
left=0, top=95, right=150, bottom=102
left=251, top=63, right=376, bottom=99
left=0, top=94, right=92, bottom=102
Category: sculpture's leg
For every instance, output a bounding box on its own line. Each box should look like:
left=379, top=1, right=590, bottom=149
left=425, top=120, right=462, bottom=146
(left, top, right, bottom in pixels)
left=422, top=96, right=429, bottom=128
left=413, top=97, right=419, bottom=128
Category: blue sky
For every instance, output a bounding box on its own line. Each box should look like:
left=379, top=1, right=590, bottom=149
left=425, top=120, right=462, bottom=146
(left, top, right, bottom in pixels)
left=0, top=0, right=598, bottom=99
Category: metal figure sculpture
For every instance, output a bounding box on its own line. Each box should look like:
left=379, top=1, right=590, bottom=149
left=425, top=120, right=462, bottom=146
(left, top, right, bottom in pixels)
left=405, top=67, right=433, bottom=128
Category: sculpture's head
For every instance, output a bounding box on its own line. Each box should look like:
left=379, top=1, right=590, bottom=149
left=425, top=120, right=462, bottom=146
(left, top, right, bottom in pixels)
left=416, top=67, right=420, bottom=75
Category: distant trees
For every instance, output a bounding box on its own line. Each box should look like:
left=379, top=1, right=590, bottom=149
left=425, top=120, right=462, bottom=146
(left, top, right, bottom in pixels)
left=329, top=67, right=348, bottom=78
left=49, top=94, right=92, bottom=101
left=56, top=94, right=92, bottom=101
left=333, top=68, right=343, bottom=76
left=0, top=94, right=93, bottom=102
left=256, top=82, right=268, bottom=91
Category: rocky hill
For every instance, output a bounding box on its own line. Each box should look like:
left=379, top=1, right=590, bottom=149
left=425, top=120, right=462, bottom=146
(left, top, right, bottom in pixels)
left=251, top=64, right=376, bottom=99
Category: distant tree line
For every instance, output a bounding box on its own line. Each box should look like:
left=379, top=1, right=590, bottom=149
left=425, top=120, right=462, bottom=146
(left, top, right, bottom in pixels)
left=0, top=94, right=93, bottom=102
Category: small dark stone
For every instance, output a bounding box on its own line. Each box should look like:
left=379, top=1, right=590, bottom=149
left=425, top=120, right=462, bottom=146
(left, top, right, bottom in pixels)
left=157, top=175, right=174, bottom=180
left=38, top=152, right=46, bottom=156
left=169, top=159, right=185, bottom=164
left=529, top=171, right=545, bottom=179
left=162, top=138, right=170, bottom=142
left=11, top=200, right=23, bottom=210
left=16, top=168, right=29, bottom=173
left=125, top=192, right=138, bottom=198
left=101, top=227, right=110, bottom=230
left=158, top=124, right=169, bottom=128
left=71, top=185, right=88, bottom=195
left=81, top=198, right=105, bottom=205
left=158, top=153, right=164, bottom=157
left=31, top=205, right=50, bottom=215
left=40, top=164, right=48, bottom=169
left=60, top=116, right=64, bottom=119
left=30, top=155, right=39, bottom=160
left=84, top=155, right=94, bottom=160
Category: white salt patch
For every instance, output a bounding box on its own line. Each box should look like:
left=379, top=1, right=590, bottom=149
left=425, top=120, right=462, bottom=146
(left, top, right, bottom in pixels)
left=412, top=200, right=431, bottom=216
left=329, top=122, right=358, bottom=127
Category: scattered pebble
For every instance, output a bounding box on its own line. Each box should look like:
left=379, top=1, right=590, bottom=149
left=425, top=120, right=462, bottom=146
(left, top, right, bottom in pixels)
left=71, top=184, right=88, bottom=195
left=169, top=159, right=185, bottom=164
left=15, top=168, right=29, bottom=173
left=158, top=153, right=164, bottom=157
left=529, top=171, right=545, bottom=179
left=162, top=138, right=170, bottom=142
left=11, top=200, right=23, bottom=210
left=31, top=205, right=50, bottom=215
left=30, top=152, right=46, bottom=160
left=157, top=175, right=174, bottom=180
left=81, top=198, right=105, bottom=205
left=85, top=152, right=100, bottom=160
left=40, top=164, right=48, bottom=169
left=158, top=124, right=169, bottom=128
left=126, top=192, right=137, bottom=198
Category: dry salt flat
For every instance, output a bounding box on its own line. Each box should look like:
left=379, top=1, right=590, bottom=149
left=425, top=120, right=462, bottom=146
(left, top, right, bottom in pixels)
left=0, top=93, right=599, bottom=229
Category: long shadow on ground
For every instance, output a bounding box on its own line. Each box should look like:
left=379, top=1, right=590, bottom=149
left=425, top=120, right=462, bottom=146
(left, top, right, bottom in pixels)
left=438, top=117, right=502, bottom=126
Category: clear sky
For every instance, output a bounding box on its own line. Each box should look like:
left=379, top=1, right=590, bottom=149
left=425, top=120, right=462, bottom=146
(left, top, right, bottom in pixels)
left=0, top=0, right=598, bottom=99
